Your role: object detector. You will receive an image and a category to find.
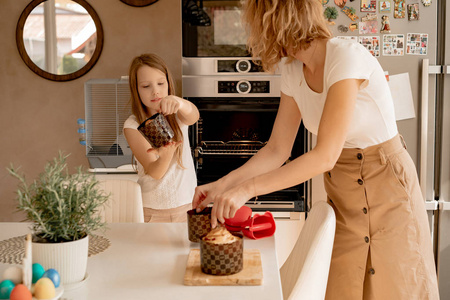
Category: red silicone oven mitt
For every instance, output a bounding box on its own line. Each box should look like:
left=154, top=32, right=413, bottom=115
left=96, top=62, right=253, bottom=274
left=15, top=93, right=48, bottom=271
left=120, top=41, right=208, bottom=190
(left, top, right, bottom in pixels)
left=224, top=206, right=276, bottom=239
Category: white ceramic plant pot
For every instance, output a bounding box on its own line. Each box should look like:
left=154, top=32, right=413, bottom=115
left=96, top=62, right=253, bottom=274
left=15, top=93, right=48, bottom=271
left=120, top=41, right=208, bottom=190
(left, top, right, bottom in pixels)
left=32, top=235, right=89, bottom=285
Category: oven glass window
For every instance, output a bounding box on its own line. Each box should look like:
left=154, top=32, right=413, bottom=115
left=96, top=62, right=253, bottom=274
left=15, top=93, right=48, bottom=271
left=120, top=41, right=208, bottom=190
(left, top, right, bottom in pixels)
left=200, top=111, right=276, bottom=142
left=183, top=0, right=250, bottom=57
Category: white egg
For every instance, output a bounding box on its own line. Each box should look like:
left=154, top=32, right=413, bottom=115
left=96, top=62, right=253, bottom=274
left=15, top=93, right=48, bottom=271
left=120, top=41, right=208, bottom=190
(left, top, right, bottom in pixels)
left=3, top=266, right=23, bottom=285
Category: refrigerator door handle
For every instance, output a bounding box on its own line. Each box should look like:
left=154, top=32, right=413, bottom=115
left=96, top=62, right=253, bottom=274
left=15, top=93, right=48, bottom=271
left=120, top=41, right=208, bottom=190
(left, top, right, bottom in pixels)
left=428, top=65, right=443, bottom=74
left=420, top=60, right=442, bottom=201
left=420, top=59, right=430, bottom=200
left=444, top=65, right=450, bottom=74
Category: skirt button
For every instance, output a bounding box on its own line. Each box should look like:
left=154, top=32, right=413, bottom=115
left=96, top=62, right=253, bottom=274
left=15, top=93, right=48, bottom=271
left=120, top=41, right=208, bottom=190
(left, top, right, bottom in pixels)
left=368, top=268, right=375, bottom=275
left=363, top=207, right=368, bottom=214
left=358, top=179, right=364, bottom=185
left=357, top=153, right=363, bottom=160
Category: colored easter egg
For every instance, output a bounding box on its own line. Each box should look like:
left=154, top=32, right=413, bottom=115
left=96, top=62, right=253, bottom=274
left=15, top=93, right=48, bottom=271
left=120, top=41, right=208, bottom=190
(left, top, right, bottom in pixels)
left=0, top=280, right=15, bottom=299
left=42, top=269, right=60, bottom=288
left=32, top=263, right=45, bottom=284
left=34, top=278, right=55, bottom=300
left=9, top=284, right=32, bottom=300
left=3, top=266, right=23, bottom=285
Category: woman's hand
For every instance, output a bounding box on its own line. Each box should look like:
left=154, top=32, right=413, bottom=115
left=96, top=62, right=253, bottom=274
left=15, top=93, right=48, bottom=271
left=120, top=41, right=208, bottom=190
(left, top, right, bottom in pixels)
left=159, top=95, right=181, bottom=116
left=192, top=180, right=253, bottom=228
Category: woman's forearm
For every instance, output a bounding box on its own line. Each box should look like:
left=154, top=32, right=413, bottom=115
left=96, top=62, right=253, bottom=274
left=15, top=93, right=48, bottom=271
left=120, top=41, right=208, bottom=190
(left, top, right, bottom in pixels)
left=218, top=141, right=290, bottom=189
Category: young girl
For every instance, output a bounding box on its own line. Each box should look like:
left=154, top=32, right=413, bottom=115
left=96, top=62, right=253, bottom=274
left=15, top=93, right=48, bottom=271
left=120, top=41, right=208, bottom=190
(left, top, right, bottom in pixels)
left=192, top=0, right=439, bottom=299
left=124, top=53, right=199, bottom=223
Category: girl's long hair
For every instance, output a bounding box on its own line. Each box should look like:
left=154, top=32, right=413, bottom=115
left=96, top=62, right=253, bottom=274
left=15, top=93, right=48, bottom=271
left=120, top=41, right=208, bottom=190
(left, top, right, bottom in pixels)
left=242, top=0, right=332, bottom=72
left=128, top=53, right=184, bottom=168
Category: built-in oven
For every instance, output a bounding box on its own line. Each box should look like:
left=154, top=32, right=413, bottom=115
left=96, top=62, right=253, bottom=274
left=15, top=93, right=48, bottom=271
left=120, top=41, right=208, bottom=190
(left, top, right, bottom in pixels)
left=183, top=58, right=307, bottom=219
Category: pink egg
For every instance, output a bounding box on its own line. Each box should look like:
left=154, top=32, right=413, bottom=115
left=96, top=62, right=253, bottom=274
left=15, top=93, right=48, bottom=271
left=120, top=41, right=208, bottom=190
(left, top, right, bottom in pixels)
left=9, top=284, right=32, bottom=300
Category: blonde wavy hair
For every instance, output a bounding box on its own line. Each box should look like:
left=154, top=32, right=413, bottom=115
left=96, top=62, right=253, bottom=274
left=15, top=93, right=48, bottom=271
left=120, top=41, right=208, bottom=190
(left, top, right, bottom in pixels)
left=128, top=53, right=184, bottom=168
left=242, top=0, right=332, bottom=72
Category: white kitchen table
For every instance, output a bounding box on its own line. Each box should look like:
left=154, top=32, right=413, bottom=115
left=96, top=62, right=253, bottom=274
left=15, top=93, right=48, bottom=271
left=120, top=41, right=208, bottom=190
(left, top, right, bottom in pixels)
left=0, top=222, right=283, bottom=300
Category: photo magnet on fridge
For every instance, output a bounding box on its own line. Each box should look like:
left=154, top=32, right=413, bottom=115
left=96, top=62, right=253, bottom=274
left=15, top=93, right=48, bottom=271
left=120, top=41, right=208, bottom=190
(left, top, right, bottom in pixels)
left=380, top=15, right=391, bottom=33
left=335, top=0, right=347, bottom=8
left=407, top=3, right=419, bottom=20
left=359, top=36, right=381, bottom=57
left=341, top=6, right=359, bottom=21
left=383, top=34, right=405, bottom=56
left=379, top=0, right=391, bottom=12
left=421, top=0, right=431, bottom=7
left=361, top=0, right=377, bottom=12
left=393, top=0, right=406, bottom=18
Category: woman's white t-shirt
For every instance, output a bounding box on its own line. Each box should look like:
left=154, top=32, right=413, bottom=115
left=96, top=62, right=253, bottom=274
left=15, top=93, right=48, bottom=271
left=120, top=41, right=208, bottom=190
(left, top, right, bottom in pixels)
left=123, top=115, right=197, bottom=209
left=280, top=38, right=398, bottom=149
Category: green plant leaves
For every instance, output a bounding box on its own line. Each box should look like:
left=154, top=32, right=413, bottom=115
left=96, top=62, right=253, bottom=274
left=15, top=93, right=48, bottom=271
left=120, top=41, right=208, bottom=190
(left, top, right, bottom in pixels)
left=7, top=152, right=109, bottom=243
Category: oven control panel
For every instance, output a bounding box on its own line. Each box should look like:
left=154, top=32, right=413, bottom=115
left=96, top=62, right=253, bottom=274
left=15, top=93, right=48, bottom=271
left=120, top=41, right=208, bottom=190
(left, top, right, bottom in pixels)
left=217, top=59, right=264, bottom=73
left=218, top=80, right=270, bottom=94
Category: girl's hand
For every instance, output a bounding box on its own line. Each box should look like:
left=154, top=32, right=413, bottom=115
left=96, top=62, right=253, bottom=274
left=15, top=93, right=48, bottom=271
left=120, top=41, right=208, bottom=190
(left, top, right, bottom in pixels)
left=159, top=96, right=181, bottom=116
left=193, top=181, right=252, bottom=228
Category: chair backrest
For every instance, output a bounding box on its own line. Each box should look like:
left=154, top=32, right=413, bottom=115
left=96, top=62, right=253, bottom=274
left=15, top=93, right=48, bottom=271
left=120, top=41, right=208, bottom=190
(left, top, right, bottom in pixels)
left=280, top=201, right=336, bottom=300
left=97, top=179, right=144, bottom=223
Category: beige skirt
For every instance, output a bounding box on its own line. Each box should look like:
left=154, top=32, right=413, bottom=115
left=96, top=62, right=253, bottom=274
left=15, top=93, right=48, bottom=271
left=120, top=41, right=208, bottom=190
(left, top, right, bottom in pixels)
left=143, top=203, right=191, bottom=223
left=324, top=134, right=439, bottom=300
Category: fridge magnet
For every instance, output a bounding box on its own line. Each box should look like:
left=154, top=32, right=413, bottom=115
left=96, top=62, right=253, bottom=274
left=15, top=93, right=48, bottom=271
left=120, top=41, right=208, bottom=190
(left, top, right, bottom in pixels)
left=349, top=22, right=359, bottom=31
left=320, top=0, right=329, bottom=6
left=338, top=25, right=349, bottom=33
left=393, top=0, right=406, bottom=18
left=324, top=7, right=339, bottom=25
left=379, top=0, right=391, bottom=12
left=335, top=0, right=347, bottom=8
left=383, top=34, right=404, bottom=56
left=337, top=36, right=359, bottom=42
left=359, top=14, right=378, bottom=34
left=406, top=33, right=428, bottom=55
left=380, top=15, right=391, bottom=33
left=359, top=36, right=381, bottom=57
left=341, top=6, right=359, bottom=21
left=407, top=3, right=419, bottom=20
left=421, top=0, right=431, bottom=7
left=361, top=13, right=378, bottom=21
left=361, top=0, right=377, bottom=11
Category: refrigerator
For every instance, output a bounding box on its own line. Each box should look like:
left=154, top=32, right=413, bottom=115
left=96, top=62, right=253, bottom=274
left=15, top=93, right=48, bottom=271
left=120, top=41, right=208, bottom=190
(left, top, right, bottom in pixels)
left=322, top=0, right=449, bottom=297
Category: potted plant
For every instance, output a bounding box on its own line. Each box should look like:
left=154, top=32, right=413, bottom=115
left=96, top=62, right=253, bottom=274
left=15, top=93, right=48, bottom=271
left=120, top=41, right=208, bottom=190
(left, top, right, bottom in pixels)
left=7, top=152, right=109, bottom=286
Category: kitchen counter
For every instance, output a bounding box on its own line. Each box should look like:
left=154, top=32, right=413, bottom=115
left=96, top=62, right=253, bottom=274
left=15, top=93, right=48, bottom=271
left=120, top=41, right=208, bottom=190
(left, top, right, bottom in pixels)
left=0, top=222, right=283, bottom=300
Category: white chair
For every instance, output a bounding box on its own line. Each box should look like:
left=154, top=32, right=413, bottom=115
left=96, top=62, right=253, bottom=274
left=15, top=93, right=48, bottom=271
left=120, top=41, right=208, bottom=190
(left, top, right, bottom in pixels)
left=97, top=179, right=144, bottom=223
left=280, top=201, right=336, bottom=300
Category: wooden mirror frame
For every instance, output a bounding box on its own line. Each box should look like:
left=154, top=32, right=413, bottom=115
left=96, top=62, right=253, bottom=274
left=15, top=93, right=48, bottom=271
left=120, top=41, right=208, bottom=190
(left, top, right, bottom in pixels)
left=120, top=0, right=159, bottom=7
left=16, top=0, right=104, bottom=82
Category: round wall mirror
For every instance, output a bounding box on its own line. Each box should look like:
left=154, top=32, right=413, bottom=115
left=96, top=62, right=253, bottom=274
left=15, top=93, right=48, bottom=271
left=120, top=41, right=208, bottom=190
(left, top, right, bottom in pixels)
left=16, top=0, right=103, bottom=81
left=120, top=0, right=159, bottom=7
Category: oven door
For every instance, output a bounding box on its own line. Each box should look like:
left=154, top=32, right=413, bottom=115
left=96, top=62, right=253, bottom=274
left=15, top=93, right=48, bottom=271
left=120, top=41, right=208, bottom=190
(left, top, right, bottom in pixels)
left=182, top=0, right=249, bottom=57
left=188, top=97, right=307, bottom=215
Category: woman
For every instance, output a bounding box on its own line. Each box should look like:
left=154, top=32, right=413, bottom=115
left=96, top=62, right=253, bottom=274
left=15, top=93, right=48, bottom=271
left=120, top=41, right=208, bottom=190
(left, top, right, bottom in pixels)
left=191, top=0, right=439, bottom=299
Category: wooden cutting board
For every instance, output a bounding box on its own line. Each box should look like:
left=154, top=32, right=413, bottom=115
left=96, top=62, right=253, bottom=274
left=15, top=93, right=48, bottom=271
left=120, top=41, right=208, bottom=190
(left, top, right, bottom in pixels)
left=184, top=249, right=263, bottom=286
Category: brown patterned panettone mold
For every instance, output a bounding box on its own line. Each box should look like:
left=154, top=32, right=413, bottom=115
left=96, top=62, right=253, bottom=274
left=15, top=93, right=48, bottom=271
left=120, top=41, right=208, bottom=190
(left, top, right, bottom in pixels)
left=187, top=207, right=212, bottom=242
left=200, top=229, right=243, bottom=276
left=138, top=113, right=174, bottom=148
